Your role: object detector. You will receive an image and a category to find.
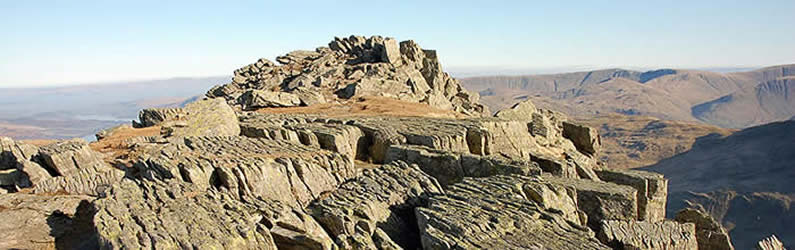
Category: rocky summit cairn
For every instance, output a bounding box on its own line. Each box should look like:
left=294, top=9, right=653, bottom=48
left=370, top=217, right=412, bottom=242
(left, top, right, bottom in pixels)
left=206, top=35, right=488, bottom=116
left=0, top=36, right=737, bottom=250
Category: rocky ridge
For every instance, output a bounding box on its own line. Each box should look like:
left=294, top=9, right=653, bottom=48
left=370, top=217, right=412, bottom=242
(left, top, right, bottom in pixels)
left=0, top=36, right=751, bottom=250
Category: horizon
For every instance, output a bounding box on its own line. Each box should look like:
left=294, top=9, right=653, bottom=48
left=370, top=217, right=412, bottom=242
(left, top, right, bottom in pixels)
left=2, top=1, right=794, bottom=87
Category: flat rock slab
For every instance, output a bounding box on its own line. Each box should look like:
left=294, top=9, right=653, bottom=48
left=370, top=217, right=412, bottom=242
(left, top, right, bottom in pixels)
left=309, top=161, right=442, bottom=249
left=416, top=175, right=609, bottom=249
left=133, top=136, right=355, bottom=207
left=545, top=176, right=639, bottom=230
left=0, top=193, right=95, bottom=250
left=137, top=98, right=240, bottom=137
left=94, top=179, right=335, bottom=250
left=597, top=220, right=698, bottom=250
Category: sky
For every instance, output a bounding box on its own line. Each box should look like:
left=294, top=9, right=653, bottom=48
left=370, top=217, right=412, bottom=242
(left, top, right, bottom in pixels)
left=1, top=0, right=794, bottom=87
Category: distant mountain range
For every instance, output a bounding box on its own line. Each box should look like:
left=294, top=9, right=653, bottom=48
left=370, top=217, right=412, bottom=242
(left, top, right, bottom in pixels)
left=462, top=64, right=795, bottom=128
left=0, top=76, right=225, bottom=140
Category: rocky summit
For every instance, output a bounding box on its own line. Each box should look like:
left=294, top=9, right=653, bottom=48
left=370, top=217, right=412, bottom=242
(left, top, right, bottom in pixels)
left=0, top=36, right=749, bottom=250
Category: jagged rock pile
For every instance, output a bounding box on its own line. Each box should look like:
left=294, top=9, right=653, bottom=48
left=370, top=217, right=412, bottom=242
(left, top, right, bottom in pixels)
left=205, top=35, right=487, bottom=116
left=0, top=36, right=750, bottom=250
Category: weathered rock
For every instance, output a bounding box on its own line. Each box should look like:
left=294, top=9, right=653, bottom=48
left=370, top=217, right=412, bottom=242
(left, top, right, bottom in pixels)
left=756, top=235, right=786, bottom=250
left=563, top=121, right=602, bottom=156
left=137, top=107, right=186, bottom=127
left=37, top=138, right=106, bottom=177
left=308, top=161, right=442, bottom=249
left=94, top=178, right=334, bottom=250
left=133, top=136, right=355, bottom=207
left=675, top=208, right=735, bottom=250
left=597, top=169, right=668, bottom=222
left=95, top=124, right=133, bottom=141
left=0, top=193, right=96, bottom=250
left=136, top=98, right=240, bottom=137
left=494, top=99, right=537, bottom=120
left=0, top=137, right=52, bottom=188
left=33, top=164, right=124, bottom=196
left=384, top=144, right=541, bottom=186
left=208, top=35, right=487, bottom=116
left=240, top=89, right=302, bottom=109
left=416, top=175, right=609, bottom=249
left=545, top=176, right=638, bottom=229
left=596, top=220, right=698, bottom=250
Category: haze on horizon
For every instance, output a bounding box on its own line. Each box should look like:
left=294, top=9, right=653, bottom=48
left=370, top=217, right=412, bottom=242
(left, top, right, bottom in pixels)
left=1, top=0, right=794, bottom=87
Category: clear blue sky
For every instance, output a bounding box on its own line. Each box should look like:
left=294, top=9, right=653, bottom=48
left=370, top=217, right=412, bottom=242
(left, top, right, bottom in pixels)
left=1, top=0, right=793, bottom=87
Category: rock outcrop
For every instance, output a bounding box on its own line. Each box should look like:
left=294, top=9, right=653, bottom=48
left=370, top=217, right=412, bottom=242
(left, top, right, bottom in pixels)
left=675, top=208, right=735, bottom=250
left=0, top=35, right=723, bottom=250
left=207, top=35, right=488, bottom=116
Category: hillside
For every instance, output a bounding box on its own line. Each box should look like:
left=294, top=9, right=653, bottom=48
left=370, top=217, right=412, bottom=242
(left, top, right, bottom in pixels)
left=463, top=64, right=795, bottom=128
left=575, top=114, right=734, bottom=169
left=0, top=77, right=221, bottom=140
left=643, top=120, right=795, bottom=249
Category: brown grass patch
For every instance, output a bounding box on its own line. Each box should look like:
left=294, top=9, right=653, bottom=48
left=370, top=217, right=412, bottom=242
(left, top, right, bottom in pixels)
left=89, top=126, right=161, bottom=162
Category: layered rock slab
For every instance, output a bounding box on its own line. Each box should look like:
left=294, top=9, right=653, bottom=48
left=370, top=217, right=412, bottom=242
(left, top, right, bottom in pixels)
left=308, top=161, right=442, bottom=249
left=132, top=136, right=355, bottom=207
left=596, top=169, right=668, bottom=222
left=545, top=176, right=639, bottom=230
left=93, top=179, right=334, bottom=250
left=596, top=220, right=698, bottom=250
left=384, top=144, right=541, bottom=186
left=416, top=175, right=609, bottom=249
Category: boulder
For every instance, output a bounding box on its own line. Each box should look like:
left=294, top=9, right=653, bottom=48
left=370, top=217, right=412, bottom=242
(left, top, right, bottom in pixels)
left=596, top=169, right=668, bottom=222
left=596, top=220, right=698, bottom=250
left=494, top=99, right=537, bottom=120
left=416, top=175, right=609, bottom=249
left=308, top=161, right=442, bottom=249
left=94, top=179, right=333, bottom=250
left=0, top=137, right=52, bottom=188
left=674, top=208, right=735, bottom=250
left=37, top=139, right=106, bottom=177
left=0, top=193, right=96, bottom=250
left=563, top=121, right=602, bottom=156
left=148, top=98, right=241, bottom=137
left=756, top=235, right=786, bottom=250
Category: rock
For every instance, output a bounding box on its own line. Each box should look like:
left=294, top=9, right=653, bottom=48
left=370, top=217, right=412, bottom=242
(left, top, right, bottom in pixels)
left=132, top=136, right=355, bottom=207
left=208, top=35, right=488, bottom=116
left=95, top=124, right=132, bottom=141
left=416, top=175, right=609, bottom=249
left=756, top=235, right=786, bottom=250
left=94, top=178, right=334, bottom=250
left=674, top=208, right=735, bottom=250
left=308, top=161, right=442, bottom=249
left=596, top=220, right=698, bottom=250
left=596, top=169, right=668, bottom=222
left=563, top=121, right=602, bottom=156
left=0, top=137, right=52, bottom=188
left=152, top=98, right=241, bottom=137
left=33, top=164, right=124, bottom=196
left=239, top=89, right=302, bottom=109
left=494, top=99, right=537, bottom=120
left=37, top=139, right=106, bottom=177
left=384, top=144, right=541, bottom=186
left=137, top=107, right=186, bottom=127
left=545, top=176, right=638, bottom=230
left=0, top=193, right=96, bottom=250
